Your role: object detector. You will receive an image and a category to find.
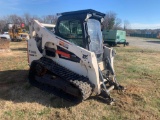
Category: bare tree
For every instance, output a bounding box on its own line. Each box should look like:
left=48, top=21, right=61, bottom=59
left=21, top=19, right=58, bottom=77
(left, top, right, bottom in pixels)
left=23, top=13, right=32, bottom=26
left=0, top=13, right=57, bottom=32
left=7, top=14, right=23, bottom=24
left=102, top=11, right=116, bottom=30
left=124, top=20, right=130, bottom=30
left=124, top=20, right=131, bottom=35
left=32, top=15, right=44, bottom=23
left=42, top=15, right=57, bottom=24
left=114, top=18, right=122, bottom=29
left=102, top=11, right=122, bottom=30
left=0, top=19, right=7, bottom=33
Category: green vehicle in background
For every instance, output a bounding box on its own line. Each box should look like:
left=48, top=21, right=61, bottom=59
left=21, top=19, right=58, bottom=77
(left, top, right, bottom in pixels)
left=102, top=30, right=129, bottom=46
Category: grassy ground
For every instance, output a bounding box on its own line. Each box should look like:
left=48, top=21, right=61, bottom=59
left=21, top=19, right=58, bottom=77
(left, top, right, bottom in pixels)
left=0, top=42, right=160, bottom=120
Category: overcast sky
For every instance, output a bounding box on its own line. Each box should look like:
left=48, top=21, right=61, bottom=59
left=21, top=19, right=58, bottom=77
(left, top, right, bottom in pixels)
left=0, top=0, right=160, bottom=29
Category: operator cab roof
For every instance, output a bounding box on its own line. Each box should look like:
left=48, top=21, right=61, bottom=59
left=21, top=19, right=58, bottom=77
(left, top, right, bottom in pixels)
left=59, top=9, right=105, bottom=17
left=57, top=9, right=105, bottom=22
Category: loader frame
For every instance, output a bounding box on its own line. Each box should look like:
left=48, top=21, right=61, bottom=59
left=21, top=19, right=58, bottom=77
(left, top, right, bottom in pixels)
left=28, top=9, right=124, bottom=104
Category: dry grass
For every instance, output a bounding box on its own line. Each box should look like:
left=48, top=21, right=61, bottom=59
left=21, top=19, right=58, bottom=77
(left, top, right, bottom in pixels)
left=0, top=39, right=10, bottom=49
left=0, top=41, right=160, bottom=120
left=0, top=39, right=10, bottom=52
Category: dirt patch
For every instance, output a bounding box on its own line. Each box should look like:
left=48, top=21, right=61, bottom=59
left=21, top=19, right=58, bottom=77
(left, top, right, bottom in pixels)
left=115, top=85, right=146, bottom=107
left=126, top=85, right=146, bottom=94
left=127, top=37, right=160, bottom=51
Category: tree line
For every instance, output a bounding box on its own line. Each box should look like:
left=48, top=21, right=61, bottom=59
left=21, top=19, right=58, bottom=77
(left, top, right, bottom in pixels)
left=0, top=11, right=130, bottom=33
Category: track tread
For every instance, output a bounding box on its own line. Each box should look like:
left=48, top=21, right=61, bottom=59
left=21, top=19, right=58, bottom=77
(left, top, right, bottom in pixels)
left=28, top=57, right=93, bottom=102
left=70, top=80, right=92, bottom=100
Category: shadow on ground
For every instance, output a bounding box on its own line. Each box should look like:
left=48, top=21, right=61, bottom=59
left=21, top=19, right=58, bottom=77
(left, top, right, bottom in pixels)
left=0, top=70, right=109, bottom=108
left=146, top=40, right=160, bottom=44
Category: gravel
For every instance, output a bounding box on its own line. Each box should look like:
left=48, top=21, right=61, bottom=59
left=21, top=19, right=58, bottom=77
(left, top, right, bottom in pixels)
left=126, top=37, right=160, bottom=51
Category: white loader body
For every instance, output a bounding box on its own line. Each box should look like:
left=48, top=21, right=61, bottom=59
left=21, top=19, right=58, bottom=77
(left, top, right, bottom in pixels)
left=28, top=20, right=115, bottom=95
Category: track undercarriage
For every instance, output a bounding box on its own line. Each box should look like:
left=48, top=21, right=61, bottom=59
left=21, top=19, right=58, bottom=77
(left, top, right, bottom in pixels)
left=28, top=57, right=124, bottom=104
left=28, top=57, right=92, bottom=103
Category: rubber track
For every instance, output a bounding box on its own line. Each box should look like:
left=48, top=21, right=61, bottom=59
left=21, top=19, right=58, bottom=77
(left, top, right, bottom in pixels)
left=70, top=80, right=92, bottom=100
left=39, top=57, right=89, bottom=82
left=29, top=57, right=92, bottom=102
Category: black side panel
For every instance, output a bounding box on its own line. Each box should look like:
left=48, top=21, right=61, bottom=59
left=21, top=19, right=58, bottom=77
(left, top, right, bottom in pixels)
left=45, top=46, right=56, bottom=57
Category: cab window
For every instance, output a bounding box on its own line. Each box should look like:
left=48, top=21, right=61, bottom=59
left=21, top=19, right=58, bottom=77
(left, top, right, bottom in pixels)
left=58, top=20, right=83, bottom=47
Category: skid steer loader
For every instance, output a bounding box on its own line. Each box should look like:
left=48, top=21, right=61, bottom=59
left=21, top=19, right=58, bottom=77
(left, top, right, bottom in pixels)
left=28, top=9, right=124, bottom=104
